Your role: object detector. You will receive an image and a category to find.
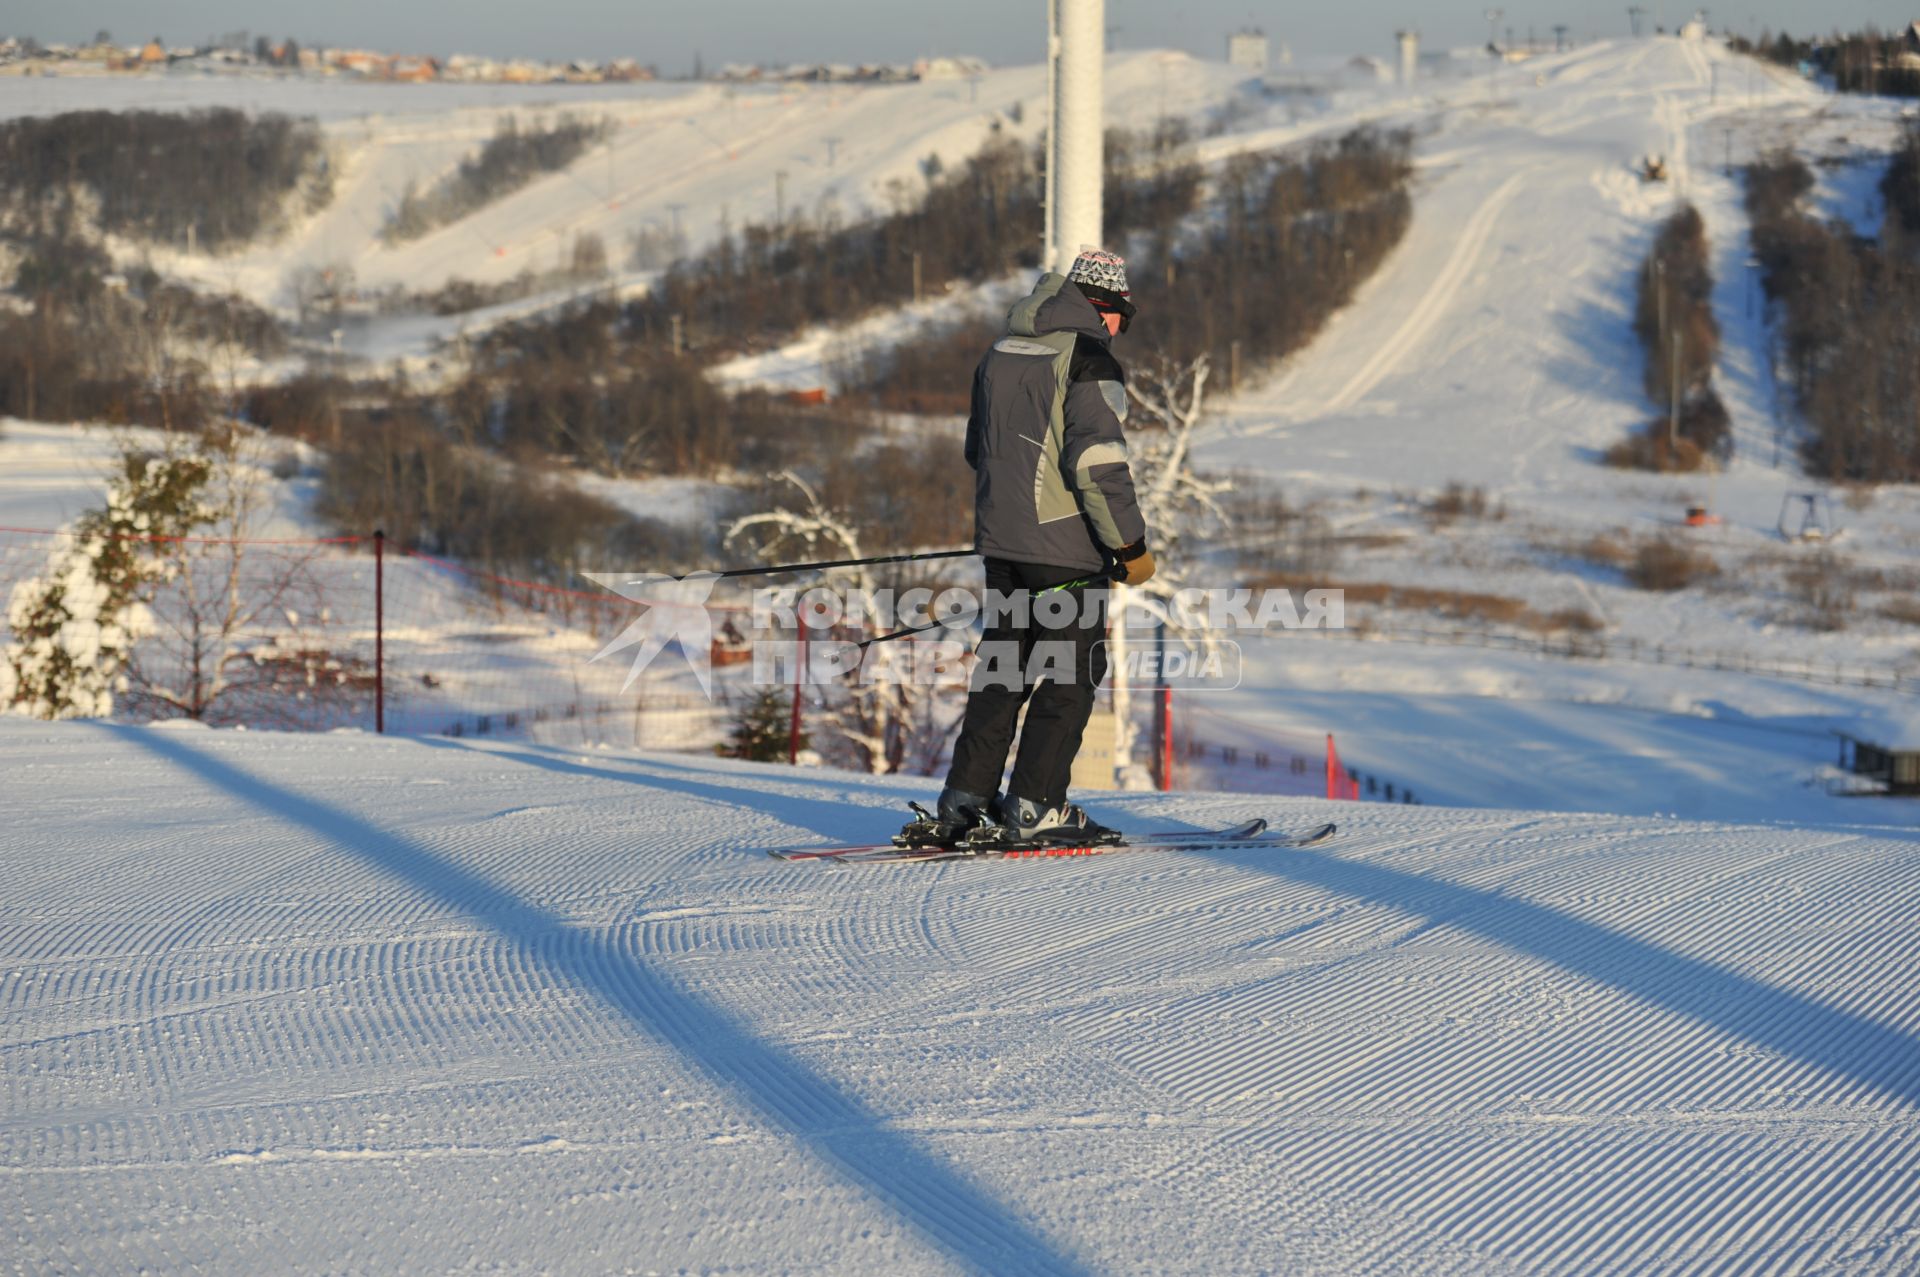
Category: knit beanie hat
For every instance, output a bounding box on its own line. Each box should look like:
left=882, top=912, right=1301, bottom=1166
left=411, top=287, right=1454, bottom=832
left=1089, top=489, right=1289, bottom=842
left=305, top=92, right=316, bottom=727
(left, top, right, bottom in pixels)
left=1065, top=246, right=1130, bottom=307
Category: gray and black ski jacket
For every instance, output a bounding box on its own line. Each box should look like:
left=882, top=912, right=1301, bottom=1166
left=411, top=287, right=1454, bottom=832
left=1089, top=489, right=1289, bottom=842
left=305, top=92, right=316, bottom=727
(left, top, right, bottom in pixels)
left=964, top=273, right=1147, bottom=573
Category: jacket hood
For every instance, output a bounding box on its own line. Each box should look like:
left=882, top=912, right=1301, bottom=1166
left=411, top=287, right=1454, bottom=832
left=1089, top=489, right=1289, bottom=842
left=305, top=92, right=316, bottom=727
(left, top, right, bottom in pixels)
left=1005, top=272, right=1111, bottom=342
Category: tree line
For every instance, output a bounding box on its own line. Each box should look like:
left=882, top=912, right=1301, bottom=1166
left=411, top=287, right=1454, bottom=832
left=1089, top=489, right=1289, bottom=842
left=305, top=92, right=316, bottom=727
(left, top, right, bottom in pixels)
left=1608, top=203, right=1729, bottom=471
left=1731, top=29, right=1920, bottom=98
left=1745, top=148, right=1920, bottom=481
left=384, top=114, right=612, bottom=244
left=0, top=108, right=331, bottom=250
left=1121, top=127, right=1413, bottom=375
left=627, top=122, right=1202, bottom=359
left=848, top=127, right=1415, bottom=411
left=0, top=235, right=285, bottom=429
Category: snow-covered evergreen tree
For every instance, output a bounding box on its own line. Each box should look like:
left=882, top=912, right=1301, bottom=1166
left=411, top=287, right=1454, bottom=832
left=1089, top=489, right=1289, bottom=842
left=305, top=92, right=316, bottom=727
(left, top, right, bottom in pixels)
left=3, top=445, right=214, bottom=720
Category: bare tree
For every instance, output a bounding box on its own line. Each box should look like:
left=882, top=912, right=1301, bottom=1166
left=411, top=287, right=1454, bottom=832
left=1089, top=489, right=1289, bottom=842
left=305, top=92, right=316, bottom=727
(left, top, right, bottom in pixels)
left=1113, top=353, right=1235, bottom=779
left=123, top=425, right=371, bottom=727
left=723, top=470, right=959, bottom=775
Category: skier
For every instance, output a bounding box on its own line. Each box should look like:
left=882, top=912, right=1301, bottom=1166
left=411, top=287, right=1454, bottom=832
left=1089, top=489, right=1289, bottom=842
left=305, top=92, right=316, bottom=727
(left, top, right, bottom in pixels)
left=924, top=247, right=1156, bottom=846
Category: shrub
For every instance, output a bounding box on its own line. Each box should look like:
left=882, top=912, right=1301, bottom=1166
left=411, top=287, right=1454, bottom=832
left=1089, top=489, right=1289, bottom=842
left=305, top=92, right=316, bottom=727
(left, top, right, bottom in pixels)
left=1425, top=481, right=1494, bottom=525
left=1627, top=539, right=1719, bottom=591
left=1784, top=550, right=1859, bottom=631
left=1576, top=532, right=1633, bottom=569
left=1541, top=607, right=1604, bottom=633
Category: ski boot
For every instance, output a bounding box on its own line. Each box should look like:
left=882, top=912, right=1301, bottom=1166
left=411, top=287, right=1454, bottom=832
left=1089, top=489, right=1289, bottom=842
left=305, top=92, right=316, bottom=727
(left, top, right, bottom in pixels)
left=894, top=786, right=999, bottom=850
left=997, top=797, right=1125, bottom=847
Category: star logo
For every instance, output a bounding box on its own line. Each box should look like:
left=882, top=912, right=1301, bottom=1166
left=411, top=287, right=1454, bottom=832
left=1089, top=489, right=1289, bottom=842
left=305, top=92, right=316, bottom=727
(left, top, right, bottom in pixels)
left=582, top=571, right=722, bottom=697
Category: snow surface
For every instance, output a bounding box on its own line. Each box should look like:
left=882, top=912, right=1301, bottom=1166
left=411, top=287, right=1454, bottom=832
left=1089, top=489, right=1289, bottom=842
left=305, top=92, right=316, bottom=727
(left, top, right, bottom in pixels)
left=0, top=418, right=316, bottom=538
left=4, top=720, right=1918, bottom=1273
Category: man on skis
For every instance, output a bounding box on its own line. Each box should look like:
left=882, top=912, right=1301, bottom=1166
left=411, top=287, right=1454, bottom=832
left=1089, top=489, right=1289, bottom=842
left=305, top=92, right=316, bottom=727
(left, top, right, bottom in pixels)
left=926, top=247, right=1156, bottom=846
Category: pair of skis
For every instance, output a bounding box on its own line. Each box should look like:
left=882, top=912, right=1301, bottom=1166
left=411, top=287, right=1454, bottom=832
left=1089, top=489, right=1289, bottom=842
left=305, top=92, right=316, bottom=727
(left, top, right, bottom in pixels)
left=768, top=815, right=1337, bottom=866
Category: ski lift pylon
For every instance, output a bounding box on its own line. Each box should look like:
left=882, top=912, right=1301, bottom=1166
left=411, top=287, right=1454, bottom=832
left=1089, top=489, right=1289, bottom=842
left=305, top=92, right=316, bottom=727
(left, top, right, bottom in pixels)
left=1778, top=491, right=1835, bottom=542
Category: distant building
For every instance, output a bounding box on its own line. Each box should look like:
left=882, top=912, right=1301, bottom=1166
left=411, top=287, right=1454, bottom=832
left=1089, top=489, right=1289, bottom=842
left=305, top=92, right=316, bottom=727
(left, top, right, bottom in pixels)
left=915, top=55, right=989, bottom=80
left=1227, top=28, right=1269, bottom=72
left=386, top=55, right=438, bottom=82
left=1346, top=54, right=1391, bottom=82
left=443, top=53, right=496, bottom=81
left=1840, top=731, right=1920, bottom=795
left=327, top=49, right=386, bottom=76
left=1396, top=30, right=1419, bottom=85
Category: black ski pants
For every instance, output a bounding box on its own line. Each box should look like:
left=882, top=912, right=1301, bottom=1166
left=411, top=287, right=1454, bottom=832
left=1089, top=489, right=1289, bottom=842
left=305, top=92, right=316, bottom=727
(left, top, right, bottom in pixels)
left=945, top=557, right=1109, bottom=808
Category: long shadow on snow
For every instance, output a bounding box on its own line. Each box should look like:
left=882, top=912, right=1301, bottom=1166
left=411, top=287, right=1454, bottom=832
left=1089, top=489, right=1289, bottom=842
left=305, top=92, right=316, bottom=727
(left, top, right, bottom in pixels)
left=417, top=738, right=903, bottom=850
left=434, top=741, right=1186, bottom=852
left=1189, top=838, right=1920, bottom=1108
left=451, top=743, right=1920, bottom=1102
left=106, top=724, right=1089, bottom=1277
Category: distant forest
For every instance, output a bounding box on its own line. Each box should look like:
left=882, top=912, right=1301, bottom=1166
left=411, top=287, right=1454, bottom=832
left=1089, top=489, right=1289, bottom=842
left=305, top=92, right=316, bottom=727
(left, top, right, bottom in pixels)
left=384, top=113, right=612, bottom=244
left=1731, top=29, right=1920, bottom=98
left=629, top=119, right=1203, bottom=357
left=1745, top=136, right=1920, bottom=481
left=0, top=108, right=330, bottom=249
left=280, top=125, right=1418, bottom=577
left=0, top=117, right=1418, bottom=582
left=1608, top=203, right=1729, bottom=471
left=854, top=127, right=1416, bottom=416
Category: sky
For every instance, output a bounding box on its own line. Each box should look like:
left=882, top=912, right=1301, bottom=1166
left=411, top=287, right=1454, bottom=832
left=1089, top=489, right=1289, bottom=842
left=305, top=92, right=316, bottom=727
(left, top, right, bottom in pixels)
left=7, top=2, right=1912, bottom=71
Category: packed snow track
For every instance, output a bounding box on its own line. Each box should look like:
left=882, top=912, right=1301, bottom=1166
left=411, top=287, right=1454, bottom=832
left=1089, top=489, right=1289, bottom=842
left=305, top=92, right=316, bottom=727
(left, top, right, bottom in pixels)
left=3, top=723, right=1917, bottom=1273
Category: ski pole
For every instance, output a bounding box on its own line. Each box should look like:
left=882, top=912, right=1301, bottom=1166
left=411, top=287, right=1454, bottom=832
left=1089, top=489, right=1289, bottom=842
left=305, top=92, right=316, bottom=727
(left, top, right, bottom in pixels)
left=853, top=565, right=1126, bottom=648
left=714, top=548, right=976, bottom=580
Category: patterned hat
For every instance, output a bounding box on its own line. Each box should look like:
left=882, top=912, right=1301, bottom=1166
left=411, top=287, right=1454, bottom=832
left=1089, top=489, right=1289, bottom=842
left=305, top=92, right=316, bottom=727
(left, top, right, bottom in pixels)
left=1066, top=246, right=1130, bottom=300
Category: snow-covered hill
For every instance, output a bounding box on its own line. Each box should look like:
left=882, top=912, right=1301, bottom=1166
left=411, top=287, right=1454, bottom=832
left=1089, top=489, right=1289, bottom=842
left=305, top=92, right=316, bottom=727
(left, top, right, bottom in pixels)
left=1200, top=37, right=1920, bottom=599
left=4, top=720, right=1917, bottom=1273
left=1, top=52, right=1255, bottom=321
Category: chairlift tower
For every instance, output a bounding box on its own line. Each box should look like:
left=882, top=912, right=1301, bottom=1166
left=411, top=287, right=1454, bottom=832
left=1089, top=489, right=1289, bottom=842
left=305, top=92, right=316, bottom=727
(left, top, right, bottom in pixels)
left=1044, top=0, right=1105, bottom=272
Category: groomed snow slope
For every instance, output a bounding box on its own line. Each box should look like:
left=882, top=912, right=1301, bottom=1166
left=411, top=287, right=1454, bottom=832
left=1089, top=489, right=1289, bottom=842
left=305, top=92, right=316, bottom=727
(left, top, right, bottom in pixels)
left=5, top=721, right=1918, bottom=1273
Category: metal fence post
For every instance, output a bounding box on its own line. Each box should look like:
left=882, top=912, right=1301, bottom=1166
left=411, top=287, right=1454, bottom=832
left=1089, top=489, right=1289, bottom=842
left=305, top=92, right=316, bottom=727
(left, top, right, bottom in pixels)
left=788, top=620, right=806, bottom=764
left=374, top=529, right=385, bottom=734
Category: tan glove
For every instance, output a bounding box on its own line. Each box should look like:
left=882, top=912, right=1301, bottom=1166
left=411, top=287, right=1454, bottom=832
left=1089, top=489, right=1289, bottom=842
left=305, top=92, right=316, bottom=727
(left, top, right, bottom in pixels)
left=1115, top=542, right=1156, bottom=586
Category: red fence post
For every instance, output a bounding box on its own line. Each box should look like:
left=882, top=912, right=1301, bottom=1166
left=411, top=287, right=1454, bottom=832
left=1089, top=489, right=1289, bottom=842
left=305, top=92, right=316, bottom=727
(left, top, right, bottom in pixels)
left=1325, top=732, right=1337, bottom=801
left=374, top=529, right=386, bottom=735
left=1159, top=686, right=1174, bottom=792
left=788, top=620, right=806, bottom=765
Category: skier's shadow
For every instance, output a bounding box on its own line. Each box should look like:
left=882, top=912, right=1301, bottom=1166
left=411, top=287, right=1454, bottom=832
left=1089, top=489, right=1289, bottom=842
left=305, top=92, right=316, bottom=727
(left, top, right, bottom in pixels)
left=1188, top=838, right=1920, bottom=1109
left=107, top=724, right=1091, bottom=1277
